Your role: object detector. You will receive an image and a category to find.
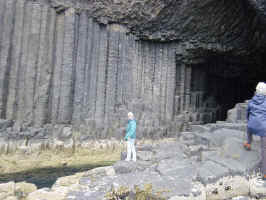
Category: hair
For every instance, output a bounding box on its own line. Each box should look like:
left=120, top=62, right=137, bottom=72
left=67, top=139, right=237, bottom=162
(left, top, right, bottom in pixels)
left=128, top=112, right=134, bottom=117
left=256, top=82, right=266, bottom=95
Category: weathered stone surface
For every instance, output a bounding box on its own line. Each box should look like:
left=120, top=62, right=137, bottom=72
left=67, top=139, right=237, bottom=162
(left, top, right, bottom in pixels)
left=4, top=119, right=262, bottom=200
left=113, top=161, right=139, bottom=174
left=52, top=172, right=85, bottom=188
left=137, top=150, right=154, bottom=161
left=227, top=102, right=248, bottom=123
left=5, top=196, right=18, bottom=200
left=197, top=161, right=230, bottom=184
left=26, top=188, right=66, bottom=200
left=45, top=120, right=265, bottom=199
left=15, top=182, right=37, bottom=198
left=0, top=182, right=15, bottom=199
left=205, top=176, right=249, bottom=200
left=0, top=1, right=266, bottom=198
left=0, top=119, right=12, bottom=131
left=249, top=178, right=266, bottom=198
left=0, top=0, right=266, bottom=141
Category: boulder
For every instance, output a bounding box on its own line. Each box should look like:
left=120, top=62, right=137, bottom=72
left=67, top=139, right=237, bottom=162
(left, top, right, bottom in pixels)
left=15, top=182, right=37, bottom=198
left=84, top=166, right=116, bottom=177
left=249, top=178, right=266, bottom=198
left=0, top=182, right=15, bottom=199
left=113, top=161, right=138, bottom=174
left=0, top=119, right=13, bottom=132
left=205, top=176, right=249, bottom=200
left=169, top=183, right=206, bottom=200
left=26, top=188, right=65, bottom=200
left=5, top=197, right=18, bottom=200
left=227, top=102, right=248, bottom=123
left=137, top=151, right=154, bottom=161
left=197, top=161, right=230, bottom=184
left=53, top=172, right=85, bottom=188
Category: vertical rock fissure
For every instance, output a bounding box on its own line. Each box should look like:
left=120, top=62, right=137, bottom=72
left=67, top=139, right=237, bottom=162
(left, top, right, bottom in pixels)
left=103, top=29, right=110, bottom=120
left=84, top=18, right=94, bottom=117
left=47, top=9, right=58, bottom=124
left=92, top=22, right=100, bottom=119
left=70, top=13, right=80, bottom=123
left=52, top=13, right=65, bottom=123
left=114, top=34, right=121, bottom=110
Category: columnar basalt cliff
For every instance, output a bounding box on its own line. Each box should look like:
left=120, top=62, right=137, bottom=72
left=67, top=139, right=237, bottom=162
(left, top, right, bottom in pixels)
left=1, top=0, right=266, bottom=140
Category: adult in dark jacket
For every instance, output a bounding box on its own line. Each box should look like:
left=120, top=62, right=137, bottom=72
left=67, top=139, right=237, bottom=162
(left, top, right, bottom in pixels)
left=244, top=82, right=266, bottom=180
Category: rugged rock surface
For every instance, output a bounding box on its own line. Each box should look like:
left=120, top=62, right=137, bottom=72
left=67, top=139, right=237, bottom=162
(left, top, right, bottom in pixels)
left=52, top=122, right=264, bottom=200
left=0, top=104, right=265, bottom=199
left=0, top=120, right=263, bottom=200
left=1, top=0, right=266, bottom=140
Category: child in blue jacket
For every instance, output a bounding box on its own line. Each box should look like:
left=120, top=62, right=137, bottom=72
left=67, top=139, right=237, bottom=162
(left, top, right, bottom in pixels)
left=125, top=112, right=137, bottom=162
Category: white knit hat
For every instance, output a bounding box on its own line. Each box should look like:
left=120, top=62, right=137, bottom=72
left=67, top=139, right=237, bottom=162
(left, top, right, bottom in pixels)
left=256, top=82, right=266, bottom=95
left=128, top=112, right=134, bottom=118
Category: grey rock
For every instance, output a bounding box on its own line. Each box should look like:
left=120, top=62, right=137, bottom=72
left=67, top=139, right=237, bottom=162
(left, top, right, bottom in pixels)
left=113, top=161, right=138, bottom=174
left=0, top=0, right=265, bottom=141
left=154, top=142, right=187, bottom=161
left=137, top=151, right=154, bottom=161
left=197, top=161, right=230, bottom=184
left=0, top=119, right=13, bottom=132
left=120, top=151, right=127, bottom=161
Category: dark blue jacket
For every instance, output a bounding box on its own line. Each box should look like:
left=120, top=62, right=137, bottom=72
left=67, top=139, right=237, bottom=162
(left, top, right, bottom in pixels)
left=247, top=94, right=266, bottom=137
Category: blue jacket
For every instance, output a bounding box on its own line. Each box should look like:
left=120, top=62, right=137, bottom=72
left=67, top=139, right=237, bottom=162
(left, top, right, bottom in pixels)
left=125, top=119, right=136, bottom=140
left=247, top=94, right=266, bottom=137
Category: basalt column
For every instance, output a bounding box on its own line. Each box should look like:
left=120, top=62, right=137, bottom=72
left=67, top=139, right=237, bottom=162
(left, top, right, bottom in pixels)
left=0, top=1, right=57, bottom=126
left=0, top=2, right=178, bottom=137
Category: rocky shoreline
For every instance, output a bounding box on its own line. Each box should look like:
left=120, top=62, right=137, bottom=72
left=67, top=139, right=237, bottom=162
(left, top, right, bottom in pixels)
left=1, top=119, right=266, bottom=200
left=0, top=102, right=266, bottom=199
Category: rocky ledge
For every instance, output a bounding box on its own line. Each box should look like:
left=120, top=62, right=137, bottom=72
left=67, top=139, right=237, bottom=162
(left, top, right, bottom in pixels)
left=1, top=120, right=266, bottom=200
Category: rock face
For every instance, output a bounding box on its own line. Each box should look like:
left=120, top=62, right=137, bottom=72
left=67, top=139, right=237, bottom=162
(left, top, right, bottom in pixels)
left=0, top=0, right=266, bottom=139
left=18, top=120, right=264, bottom=200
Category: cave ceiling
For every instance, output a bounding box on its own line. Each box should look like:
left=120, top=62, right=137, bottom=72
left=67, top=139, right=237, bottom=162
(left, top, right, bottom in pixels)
left=49, top=0, right=266, bottom=63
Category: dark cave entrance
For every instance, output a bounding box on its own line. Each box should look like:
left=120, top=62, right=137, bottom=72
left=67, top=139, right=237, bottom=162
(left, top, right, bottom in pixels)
left=181, top=54, right=266, bottom=124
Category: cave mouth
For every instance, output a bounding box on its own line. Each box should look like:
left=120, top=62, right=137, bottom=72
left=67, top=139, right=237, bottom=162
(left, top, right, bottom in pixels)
left=189, top=55, right=266, bottom=123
